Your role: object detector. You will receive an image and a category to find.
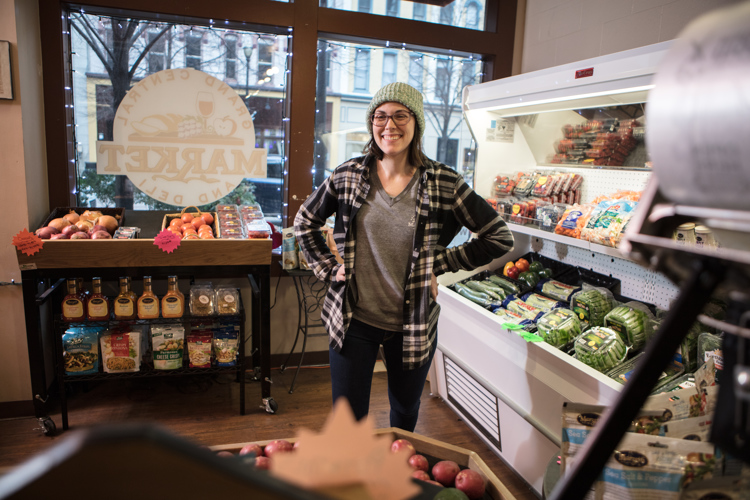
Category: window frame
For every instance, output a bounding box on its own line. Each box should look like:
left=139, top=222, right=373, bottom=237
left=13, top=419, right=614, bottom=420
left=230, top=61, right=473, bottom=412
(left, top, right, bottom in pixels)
left=38, top=0, right=519, bottom=228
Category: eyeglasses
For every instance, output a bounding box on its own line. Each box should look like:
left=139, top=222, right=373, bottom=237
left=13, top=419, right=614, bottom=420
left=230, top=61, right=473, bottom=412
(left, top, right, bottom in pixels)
left=370, top=111, right=414, bottom=126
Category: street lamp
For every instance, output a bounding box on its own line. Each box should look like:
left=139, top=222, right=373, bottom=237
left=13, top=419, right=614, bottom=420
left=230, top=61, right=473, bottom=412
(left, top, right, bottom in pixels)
left=243, top=45, right=253, bottom=99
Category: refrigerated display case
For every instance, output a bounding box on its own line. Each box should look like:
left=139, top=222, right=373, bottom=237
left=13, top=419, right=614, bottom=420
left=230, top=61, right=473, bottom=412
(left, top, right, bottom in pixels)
left=430, top=42, right=679, bottom=495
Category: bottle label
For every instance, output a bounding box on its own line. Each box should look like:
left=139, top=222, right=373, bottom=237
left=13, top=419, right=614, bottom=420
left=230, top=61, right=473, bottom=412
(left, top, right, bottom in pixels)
left=138, top=297, right=159, bottom=318
left=88, top=298, right=109, bottom=318
left=162, top=296, right=183, bottom=316
left=63, top=299, right=84, bottom=319
left=114, top=298, right=134, bottom=317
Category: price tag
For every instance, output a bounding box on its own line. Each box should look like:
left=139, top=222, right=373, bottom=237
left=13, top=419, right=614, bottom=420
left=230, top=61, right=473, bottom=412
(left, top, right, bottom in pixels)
left=154, top=229, right=181, bottom=253
left=12, top=229, right=43, bottom=256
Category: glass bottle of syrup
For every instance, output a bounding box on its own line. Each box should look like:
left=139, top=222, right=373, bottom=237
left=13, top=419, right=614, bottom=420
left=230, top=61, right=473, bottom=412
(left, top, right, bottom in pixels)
left=62, top=278, right=85, bottom=322
left=161, top=276, right=184, bottom=318
left=86, top=277, right=110, bottom=321
left=113, top=277, right=136, bottom=320
left=137, top=276, right=160, bottom=319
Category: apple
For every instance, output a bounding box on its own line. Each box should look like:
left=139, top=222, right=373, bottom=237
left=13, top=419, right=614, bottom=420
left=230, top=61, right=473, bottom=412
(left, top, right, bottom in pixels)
left=425, top=480, right=445, bottom=488
left=432, top=460, right=460, bottom=487
left=454, top=469, right=486, bottom=499
left=70, top=231, right=90, bottom=239
left=254, top=456, right=271, bottom=470
left=263, top=439, right=293, bottom=458
left=408, top=454, right=429, bottom=472
left=239, top=443, right=264, bottom=458
left=411, top=470, right=430, bottom=481
left=391, top=438, right=416, bottom=458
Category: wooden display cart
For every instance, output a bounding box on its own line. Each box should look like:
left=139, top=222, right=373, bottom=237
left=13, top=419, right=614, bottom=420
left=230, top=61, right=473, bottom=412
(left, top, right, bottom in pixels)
left=16, top=210, right=275, bottom=434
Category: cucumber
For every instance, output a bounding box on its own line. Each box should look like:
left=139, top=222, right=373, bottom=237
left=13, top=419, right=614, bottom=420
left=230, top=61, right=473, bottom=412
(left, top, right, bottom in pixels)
left=539, top=280, right=581, bottom=302
left=453, top=283, right=497, bottom=308
left=488, top=274, right=521, bottom=295
left=464, top=280, right=507, bottom=301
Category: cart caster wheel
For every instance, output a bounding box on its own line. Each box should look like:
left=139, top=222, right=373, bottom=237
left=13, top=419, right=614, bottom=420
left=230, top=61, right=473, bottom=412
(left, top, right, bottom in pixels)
left=40, top=418, right=56, bottom=436
left=279, top=365, right=286, bottom=373
left=263, top=397, right=278, bottom=414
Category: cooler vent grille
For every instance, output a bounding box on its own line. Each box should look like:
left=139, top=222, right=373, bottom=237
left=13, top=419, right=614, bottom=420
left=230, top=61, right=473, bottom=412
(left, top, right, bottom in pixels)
left=444, top=355, right=502, bottom=451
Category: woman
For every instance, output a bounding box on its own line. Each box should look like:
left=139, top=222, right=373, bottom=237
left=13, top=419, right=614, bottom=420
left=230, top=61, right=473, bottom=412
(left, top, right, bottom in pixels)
left=294, top=82, right=513, bottom=431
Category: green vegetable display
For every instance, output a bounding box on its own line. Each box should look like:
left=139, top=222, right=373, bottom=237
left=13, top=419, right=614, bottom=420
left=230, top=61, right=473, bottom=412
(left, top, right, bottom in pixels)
left=487, top=274, right=521, bottom=295
left=453, top=283, right=496, bottom=308
left=574, top=326, right=627, bottom=372
left=464, top=280, right=507, bottom=301
left=604, top=304, right=651, bottom=349
left=538, top=268, right=554, bottom=279
left=529, top=261, right=545, bottom=273
left=539, top=280, right=580, bottom=302
left=571, top=289, right=613, bottom=327
left=537, top=309, right=581, bottom=347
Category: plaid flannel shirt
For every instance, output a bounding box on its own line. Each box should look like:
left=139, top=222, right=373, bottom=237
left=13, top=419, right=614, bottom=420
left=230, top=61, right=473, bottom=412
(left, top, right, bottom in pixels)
left=294, top=155, right=514, bottom=370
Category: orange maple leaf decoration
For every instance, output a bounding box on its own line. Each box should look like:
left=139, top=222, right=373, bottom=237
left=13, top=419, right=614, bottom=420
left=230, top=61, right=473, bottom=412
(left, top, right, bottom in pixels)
left=12, top=228, right=44, bottom=256
left=270, top=399, right=421, bottom=500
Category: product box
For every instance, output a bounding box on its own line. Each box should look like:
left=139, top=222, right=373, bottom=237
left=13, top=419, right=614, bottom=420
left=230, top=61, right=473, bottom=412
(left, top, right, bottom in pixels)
left=210, top=428, right=515, bottom=500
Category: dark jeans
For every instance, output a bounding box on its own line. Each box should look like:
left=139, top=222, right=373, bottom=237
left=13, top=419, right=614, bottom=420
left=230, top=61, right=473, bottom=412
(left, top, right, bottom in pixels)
left=329, top=318, right=436, bottom=432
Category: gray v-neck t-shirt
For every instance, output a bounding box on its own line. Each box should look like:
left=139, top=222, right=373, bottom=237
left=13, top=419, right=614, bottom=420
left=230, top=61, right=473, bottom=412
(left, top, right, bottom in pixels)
left=351, top=168, right=419, bottom=331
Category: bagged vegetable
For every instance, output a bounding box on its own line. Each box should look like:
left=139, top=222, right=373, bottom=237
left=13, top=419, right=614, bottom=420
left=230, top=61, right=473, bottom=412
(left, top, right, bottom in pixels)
left=536, top=308, right=581, bottom=347
left=464, top=280, right=507, bottom=301
left=554, top=204, right=596, bottom=239
left=606, top=352, right=685, bottom=393
left=697, top=332, right=723, bottom=371
left=521, top=292, right=566, bottom=312
left=494, top=308, right=534, bottom=328
left=536, top=279, right=581, bottom=302
left=501, top=297, right=545, bottom=322
left=574, top=326, right=627, bottom=372
left=581, top=199, right=638, bottom=247
left=63, top=327, right=104, bottom=376
left=453, top=282, right=501, bottom=309
left=604, top=301, right=654, bottom=349
left=571, top=286, right=614, bottom=328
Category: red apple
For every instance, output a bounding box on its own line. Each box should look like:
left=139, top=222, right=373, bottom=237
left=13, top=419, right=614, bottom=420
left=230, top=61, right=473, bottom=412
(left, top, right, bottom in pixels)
left=254, top=456, right=271, bottom=470
left=70, top=231, right=90, bottom=239
left=408, top=453, right=429, bottom=472
left=263, top=439, right=293, bottom=458
left=239, top=443, right=263, bottom=457
left=391, top=438, right=416, bottom=458
left=425, top=480, right=444, bottom=488
left=454, top=469, right=486, bottom=499
left=411, top=470, right=430, bottom=481
left=432, top=460, right=461, bottom=487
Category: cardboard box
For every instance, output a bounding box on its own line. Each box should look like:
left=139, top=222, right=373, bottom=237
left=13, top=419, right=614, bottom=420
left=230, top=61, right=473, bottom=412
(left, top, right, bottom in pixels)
left=210, top=428, right=516, bottom=500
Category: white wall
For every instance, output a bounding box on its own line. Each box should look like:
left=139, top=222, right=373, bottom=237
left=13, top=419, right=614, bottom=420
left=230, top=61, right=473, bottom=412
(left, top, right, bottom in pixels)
left=0, top=0, right=46, bottom=404
left=521, top=0, right=741, bottom=73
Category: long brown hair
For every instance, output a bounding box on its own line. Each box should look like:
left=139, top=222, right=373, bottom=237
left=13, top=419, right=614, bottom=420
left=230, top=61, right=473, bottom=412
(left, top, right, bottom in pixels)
left=363, top=124, right=427, bottom=167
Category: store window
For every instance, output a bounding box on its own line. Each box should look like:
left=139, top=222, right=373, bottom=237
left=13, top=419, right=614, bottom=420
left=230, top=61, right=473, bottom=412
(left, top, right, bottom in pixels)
left=68, top=10, right=289, bottom=221
left=354, top=48, right=371, bottom=92
left=225, top=34, right=238, bottom=82
left=313, top=38, right=482, bottom=189
left=322, top=0, right=488, bottom=32
left=382, top=52, right=397, bottom=86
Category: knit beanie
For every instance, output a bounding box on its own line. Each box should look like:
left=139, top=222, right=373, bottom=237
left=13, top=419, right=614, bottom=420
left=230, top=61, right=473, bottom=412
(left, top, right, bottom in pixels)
left=366, top=82, right=426, bottom=139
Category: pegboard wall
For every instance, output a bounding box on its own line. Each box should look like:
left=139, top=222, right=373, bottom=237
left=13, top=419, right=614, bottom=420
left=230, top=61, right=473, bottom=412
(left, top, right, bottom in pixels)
left=538, top=166, right=651, bottom=204
left=530, top=237, right=679, bottom=310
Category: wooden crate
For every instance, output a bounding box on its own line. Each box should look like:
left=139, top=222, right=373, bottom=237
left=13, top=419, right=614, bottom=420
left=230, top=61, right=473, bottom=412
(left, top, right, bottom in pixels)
left=161, top=207, right=220, bottom=239
left=210, top=428, right=516, bottom=500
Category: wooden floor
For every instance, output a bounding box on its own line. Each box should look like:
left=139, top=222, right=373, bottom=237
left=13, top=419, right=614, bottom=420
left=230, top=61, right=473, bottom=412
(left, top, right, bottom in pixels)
left=0, top=366, right=538, bottom=499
